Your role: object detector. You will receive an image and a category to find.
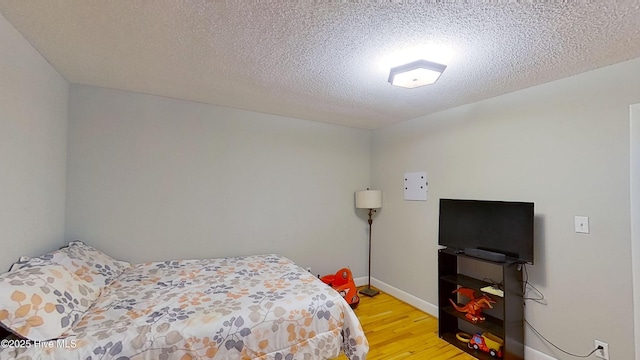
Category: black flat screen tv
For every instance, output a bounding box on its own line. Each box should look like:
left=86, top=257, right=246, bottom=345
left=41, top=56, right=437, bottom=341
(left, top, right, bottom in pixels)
left=438, top=198, right=534, bottom=264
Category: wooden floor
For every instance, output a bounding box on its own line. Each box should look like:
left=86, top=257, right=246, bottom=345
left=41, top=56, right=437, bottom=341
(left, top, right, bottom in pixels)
left=335, top=287, right=476, bottom=360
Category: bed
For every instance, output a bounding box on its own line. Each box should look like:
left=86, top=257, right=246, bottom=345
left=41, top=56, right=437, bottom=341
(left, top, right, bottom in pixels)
left=0, top=241, right=368, bottom=359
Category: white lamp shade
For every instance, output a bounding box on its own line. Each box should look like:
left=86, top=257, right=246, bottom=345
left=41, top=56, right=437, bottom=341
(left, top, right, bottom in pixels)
left=355, top=190, right=382, bottom=209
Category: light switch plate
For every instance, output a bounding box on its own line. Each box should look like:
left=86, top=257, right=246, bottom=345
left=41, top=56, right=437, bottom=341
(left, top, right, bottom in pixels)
left=575, top=216, right=590, bottom=234
left=404, top=172, right=427, bottom=201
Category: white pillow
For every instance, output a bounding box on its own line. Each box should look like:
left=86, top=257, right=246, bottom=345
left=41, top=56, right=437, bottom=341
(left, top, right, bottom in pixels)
left=10, top=240, right=131, bottom=287
left=0, top=264, right=100, bottom=340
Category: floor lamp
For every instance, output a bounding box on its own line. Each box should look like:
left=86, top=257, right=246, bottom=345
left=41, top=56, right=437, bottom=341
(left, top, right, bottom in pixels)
left=355, top=189, right=382, bottom=297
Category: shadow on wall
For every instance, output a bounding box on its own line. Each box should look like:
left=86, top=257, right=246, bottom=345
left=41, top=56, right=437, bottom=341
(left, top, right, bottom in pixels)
left=527, top=215, right=546, bottom=287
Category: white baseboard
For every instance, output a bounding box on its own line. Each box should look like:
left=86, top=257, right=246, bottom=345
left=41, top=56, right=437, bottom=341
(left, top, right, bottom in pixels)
left=354, top=276, right=558, bottom=360
left=525, top=347, right=557, bottom=360
left=376, top=278, right=439, bottom=317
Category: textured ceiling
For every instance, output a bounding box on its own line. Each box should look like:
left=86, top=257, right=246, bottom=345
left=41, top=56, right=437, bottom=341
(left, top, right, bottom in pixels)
left=2, top=1, right=640, bottom=129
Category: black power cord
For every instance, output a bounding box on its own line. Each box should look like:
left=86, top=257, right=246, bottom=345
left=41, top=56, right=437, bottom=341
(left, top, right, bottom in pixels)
left=525, top=320, right=604, bottom=358
left=484, top=266, right=606, bottom=358
left=522, top=264, right=545, bottom=303
left=521, top=264, right=605, bottom=358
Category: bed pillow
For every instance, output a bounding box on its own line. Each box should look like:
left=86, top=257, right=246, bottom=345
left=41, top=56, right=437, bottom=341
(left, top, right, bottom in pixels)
left=0, top=264, right=100, bottom=341
left=10, top=240, right=131, bottom=287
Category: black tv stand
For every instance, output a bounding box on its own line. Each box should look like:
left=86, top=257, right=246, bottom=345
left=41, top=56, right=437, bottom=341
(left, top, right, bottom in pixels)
left=438, top=248, right=524, bottom=360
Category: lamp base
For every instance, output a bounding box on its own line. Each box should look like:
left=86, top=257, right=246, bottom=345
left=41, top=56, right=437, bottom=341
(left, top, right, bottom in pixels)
left=359, top=286, right=380, bottom=297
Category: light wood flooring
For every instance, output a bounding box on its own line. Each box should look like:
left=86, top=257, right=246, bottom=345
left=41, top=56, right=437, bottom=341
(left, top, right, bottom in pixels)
left=335, top=287, right=475, bottom=360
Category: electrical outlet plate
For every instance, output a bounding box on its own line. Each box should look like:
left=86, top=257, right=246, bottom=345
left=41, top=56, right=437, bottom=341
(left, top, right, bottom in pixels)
left=575, top=216, right=590, bottom=233
left=594, top=340, right=609, bottom=360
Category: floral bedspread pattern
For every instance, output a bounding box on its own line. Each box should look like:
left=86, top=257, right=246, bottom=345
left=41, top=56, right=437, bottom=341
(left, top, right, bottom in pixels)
left=1, top=254, right=368, bottom=360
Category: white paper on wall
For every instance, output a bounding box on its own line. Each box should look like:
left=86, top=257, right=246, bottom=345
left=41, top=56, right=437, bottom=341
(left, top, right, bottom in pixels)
left=404, top=172, right=427, bottom=201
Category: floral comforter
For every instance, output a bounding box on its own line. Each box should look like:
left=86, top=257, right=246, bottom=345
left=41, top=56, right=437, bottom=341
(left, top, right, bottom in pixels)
left=1, top=254, right=368, bottom=360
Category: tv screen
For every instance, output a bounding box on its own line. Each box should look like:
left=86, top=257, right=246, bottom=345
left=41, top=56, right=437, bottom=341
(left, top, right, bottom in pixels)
left=438, top=199, right=534, bottom=264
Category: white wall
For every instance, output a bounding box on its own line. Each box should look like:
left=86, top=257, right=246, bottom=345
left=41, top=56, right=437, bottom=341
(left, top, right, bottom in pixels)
left=0, top=13, right=68, bottom=271
left=631, top=103, right=640, bottom=359
left=372, top=58, right=640, bottom=359
left=65, top=85, right=372, bottom=276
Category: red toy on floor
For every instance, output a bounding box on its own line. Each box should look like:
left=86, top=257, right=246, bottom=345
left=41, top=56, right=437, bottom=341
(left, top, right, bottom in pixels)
left=320, top=268, right=360, bottom=309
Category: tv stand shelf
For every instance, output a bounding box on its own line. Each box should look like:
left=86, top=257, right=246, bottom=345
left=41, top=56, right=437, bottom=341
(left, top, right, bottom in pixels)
left=438, top=248, right=524, bottom=360
left=441, top=273, right=493, bottom=290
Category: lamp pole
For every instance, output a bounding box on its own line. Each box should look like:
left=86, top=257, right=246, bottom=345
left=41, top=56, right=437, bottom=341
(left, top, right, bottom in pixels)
left=360, top=208, right=379, bottom=297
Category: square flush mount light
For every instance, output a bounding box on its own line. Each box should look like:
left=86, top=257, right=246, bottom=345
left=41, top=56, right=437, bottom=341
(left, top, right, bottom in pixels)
left=388, top=59, right=447, bottom=89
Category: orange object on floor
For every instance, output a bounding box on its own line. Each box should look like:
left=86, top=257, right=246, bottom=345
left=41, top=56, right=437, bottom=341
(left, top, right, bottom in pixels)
left=320, top=268, right=360, bottom=309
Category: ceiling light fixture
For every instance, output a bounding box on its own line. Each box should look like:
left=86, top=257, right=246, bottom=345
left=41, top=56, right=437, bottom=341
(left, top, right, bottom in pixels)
left=388, top=59, right=447, bottom=89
